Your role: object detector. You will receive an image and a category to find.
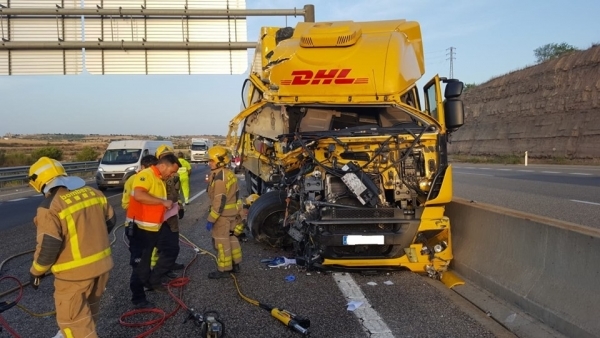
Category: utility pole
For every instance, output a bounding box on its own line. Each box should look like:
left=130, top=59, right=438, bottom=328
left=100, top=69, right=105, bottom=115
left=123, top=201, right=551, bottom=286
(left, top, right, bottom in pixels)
left=446, top=47, right=456, bottom=78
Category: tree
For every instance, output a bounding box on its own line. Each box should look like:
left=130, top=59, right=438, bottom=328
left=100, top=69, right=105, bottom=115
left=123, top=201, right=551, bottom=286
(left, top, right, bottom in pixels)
left=76, top=146, right=100, bottom=161
left=31, top=147, right=63, bottom=161
left=534, top=42, right=578, bottom=63
left=464, top=83, right=477, bottom=92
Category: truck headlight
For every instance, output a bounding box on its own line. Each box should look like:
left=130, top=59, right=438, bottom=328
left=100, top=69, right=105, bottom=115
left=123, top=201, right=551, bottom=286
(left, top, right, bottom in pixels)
left=125, top=166, right=138, bottom=172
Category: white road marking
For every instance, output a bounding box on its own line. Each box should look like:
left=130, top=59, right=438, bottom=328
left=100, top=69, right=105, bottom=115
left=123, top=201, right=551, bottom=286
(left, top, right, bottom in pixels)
left=455, top=172, right=494, bottom=177
left=541, top=171, right=559, bottom=174
left=497, top=169, right=512, bottom=171
left=333, top=273, right=394, bottom=337
left=480, top=168, right=491, bottom=170
left=571, top=199, right=600, bottom=206
left=464, top=167, right=476, bottom=169
left=570, top=173, right=592, bottom=176
left=8, top=198, right=27, bottom=202
left=517, top=170, right=534, bottom=172
left=189, top=189, right=206, bottom=203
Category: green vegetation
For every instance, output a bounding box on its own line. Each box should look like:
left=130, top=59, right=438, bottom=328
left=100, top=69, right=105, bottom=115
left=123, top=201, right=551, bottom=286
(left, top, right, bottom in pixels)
left=75, top=146, right=100, bottom=161
left=0, top=150, right=33, bottom=167
left=534, top=42, right=579, bottom=63
left=31, top=147, right=63, bottom=161
left=464, top=83, right=477, bottom=92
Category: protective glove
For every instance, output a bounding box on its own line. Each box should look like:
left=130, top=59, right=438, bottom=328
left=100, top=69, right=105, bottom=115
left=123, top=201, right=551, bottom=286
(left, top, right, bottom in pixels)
left=30, top=273, right=44, bottom=290
left=206, top=221, right=214, bottom=232
left=178, top=204, right=185, bottom=219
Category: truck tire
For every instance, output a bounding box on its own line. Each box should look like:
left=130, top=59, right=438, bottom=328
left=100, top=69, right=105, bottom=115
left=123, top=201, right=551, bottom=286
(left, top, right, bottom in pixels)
left=247, top=190, right=298, bottom=247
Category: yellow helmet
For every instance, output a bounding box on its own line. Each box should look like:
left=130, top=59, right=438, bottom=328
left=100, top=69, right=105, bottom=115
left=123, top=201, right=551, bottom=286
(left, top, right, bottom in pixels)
left=207, top=146, right=230, bottom=166
left=245, top=194, right=260, bottom=206
left=28, top=157, right=65, bottom=193
left=156, top=144, right=175, bottom=158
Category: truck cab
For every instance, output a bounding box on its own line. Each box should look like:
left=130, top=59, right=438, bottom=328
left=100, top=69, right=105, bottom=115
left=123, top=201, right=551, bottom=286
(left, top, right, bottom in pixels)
left=228, top=19, right=465, bottom=278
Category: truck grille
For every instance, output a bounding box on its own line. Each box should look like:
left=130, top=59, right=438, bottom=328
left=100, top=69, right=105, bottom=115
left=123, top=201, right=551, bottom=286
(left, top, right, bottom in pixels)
left=321, top=208, right=399, bottom=219
left=329, top=223, right=396, bottom=233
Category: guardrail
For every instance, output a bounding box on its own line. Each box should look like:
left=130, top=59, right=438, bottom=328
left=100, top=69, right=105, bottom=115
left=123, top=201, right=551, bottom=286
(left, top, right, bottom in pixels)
left=0, top=161, right=99, bottom=188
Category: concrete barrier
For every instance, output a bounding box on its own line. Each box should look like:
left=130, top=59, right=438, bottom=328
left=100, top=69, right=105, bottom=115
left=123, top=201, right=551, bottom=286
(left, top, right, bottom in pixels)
left=446, top=198, right=600, bottom=338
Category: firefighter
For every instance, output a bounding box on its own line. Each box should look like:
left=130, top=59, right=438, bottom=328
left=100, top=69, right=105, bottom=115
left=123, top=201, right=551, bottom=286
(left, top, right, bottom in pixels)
left=205, top=145, right=242, bottom=278
left=28, top=157, right=116, bottom=338
left=177, top=151, right=192, bottom=204
left=126, top=153, right=180, bottom=307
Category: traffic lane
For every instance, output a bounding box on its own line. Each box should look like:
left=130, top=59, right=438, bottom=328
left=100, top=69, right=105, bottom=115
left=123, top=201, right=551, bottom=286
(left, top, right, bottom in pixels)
left=453, top=172, right=600, bottom=228
left=0, top=193, right=43, bottom=231
left=454, top=167, right=600, bottom=204
left=454, top=165, right=600, bottom=189
left=454, top=163, right=600, bottom=175
left=0, top=165, right=210, bottom=231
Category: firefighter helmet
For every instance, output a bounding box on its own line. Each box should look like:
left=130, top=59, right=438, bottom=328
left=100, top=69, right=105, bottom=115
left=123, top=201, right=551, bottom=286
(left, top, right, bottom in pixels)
left=156, top=144, right=175, bottom=158
left=207, top=146, right=230, bottom=167
left=28, top=157, right=85, bottom=193
left=245, top=194, right=260, bottom=206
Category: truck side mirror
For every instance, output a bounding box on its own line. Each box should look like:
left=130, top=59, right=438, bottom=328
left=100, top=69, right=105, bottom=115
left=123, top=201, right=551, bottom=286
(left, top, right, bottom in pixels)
left=444, top=98, right=464, bottom=131
left=444, top=79, right=464, bottom=99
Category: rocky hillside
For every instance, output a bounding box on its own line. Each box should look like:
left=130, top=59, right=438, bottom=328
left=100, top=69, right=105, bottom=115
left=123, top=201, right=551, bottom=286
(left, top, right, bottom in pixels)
left=448, top=45, right=600, bottom=159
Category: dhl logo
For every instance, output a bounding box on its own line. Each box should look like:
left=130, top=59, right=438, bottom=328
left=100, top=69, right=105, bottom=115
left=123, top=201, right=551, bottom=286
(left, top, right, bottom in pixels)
left=280, top=69, right=369, bottom=85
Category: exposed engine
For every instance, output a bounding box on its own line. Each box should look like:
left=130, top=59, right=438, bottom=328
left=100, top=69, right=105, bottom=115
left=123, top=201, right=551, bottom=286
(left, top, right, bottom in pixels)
left=277, top=134, right=445, bottom=269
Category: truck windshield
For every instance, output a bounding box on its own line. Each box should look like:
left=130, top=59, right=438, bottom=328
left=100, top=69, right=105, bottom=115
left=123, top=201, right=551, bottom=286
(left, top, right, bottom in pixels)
left=101, top=149, right=142, bottom=165
left=191, top=144, right=207, bottom=151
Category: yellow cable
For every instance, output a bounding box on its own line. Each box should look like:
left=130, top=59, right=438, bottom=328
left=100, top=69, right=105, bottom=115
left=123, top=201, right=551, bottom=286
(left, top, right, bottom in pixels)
left=177, top=233, right=261, bottom=307
left=16, top=304, right=55, bottom=317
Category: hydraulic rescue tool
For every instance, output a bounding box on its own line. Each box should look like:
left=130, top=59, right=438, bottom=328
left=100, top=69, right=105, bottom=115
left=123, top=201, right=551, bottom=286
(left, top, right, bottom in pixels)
left=267, top=306, right=311, bottom=336
left=184, top=308, right=225, bottom=338
left=231, top=274, right=310, bottom=336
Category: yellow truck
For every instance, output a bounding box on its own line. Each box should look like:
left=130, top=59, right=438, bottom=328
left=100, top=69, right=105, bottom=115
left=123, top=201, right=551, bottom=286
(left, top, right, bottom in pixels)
left=227, top=19, right=465, bottom=280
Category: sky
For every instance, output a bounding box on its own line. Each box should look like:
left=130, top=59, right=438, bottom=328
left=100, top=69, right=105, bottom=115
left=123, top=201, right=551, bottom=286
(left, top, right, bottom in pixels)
left=1, top=0, right=599, bottom=137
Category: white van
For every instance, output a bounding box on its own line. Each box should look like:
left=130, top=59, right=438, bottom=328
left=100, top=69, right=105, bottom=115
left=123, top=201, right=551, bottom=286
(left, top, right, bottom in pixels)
left=95, top=140, right=173, bottom=191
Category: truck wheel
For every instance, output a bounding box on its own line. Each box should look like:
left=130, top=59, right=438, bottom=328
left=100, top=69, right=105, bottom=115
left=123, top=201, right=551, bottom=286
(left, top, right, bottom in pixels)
left=247, top=190, right=298, bottom=247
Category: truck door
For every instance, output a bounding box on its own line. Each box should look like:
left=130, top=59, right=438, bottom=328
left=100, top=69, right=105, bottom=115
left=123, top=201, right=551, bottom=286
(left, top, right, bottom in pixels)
left=422, top=75, right=445, bottom=130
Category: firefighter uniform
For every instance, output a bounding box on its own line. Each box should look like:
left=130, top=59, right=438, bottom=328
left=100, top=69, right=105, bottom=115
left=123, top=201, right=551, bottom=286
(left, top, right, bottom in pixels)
left=177, top=153, right=192, bottom=204
left=28, top=157, right=116, bottom=338
left=207, top=164, right=242, bottom=277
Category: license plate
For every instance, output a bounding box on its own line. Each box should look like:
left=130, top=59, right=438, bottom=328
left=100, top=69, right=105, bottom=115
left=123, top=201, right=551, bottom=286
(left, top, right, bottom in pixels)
left=107, top=181, right=120, bottom=184
left=343, top=235, right=384, bottom=245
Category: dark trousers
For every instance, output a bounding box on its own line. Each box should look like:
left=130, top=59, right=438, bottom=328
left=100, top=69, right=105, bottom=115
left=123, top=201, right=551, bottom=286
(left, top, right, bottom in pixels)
left=149, top=220, right=180, bottom=286
left=129, top=225, right=159, bottom=305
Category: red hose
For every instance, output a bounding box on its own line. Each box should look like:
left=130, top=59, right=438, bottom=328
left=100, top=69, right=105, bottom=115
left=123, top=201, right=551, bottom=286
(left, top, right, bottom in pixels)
left=0, top=276, right=24, bottom=338
left=119, top=238, right=199, bottom=337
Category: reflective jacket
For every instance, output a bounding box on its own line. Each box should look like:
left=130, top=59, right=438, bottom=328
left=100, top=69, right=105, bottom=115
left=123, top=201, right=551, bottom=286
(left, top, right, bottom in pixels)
left=177, top=158, right=192, bottom=177
left=207, top=167, right=239, bottom=222
left=126, top=166, right=167, bottom=231
left=30, top=186, right=116, bottom=281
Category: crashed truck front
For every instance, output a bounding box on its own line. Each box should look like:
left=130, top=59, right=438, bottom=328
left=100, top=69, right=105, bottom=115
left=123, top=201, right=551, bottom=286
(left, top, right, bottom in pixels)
left=236, top=19, right=465, bottom=279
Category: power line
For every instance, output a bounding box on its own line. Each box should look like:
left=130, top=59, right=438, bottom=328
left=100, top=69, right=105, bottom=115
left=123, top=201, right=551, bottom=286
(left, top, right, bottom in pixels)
left=446, top=46, right=456, bottom=78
